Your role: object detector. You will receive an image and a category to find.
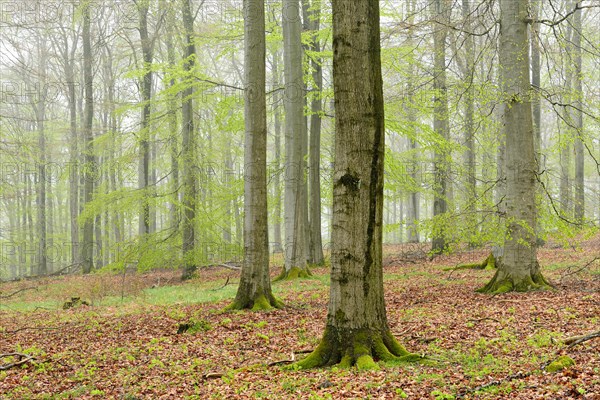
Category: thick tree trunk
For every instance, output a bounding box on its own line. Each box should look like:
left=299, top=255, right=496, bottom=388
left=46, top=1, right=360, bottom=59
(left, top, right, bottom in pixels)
left=298, top=0, right=416, bottom=369
left=81, top=3, right=94, bottom=274
left=281, top=0, right=310, bottom=278
left=478, top=0, right=550, bottom=294
left=181, top=0, right=197, bottom=279
left=431, top=0, right=449, bottom=255
left=227, top=0, right=281, bottom=311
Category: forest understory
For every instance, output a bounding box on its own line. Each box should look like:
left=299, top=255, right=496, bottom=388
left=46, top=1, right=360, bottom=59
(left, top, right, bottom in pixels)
left=1, top=238, right=599, bottom=399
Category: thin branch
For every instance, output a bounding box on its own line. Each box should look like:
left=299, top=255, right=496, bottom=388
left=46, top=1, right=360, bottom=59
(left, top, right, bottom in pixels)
left=0, top=287, right=38, bottom=299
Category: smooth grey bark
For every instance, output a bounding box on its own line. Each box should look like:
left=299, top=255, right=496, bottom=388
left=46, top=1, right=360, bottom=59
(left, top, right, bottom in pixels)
left=572, top=5, right=584, bottom=222
left=531, top=0, right=542, bottom=164
left=137, top=0, right=155, bottom=237
left=405, top=0, right=419, bottom=244
left=32, top=36, right=48, bottom=276
left=560, top=21, right=574, bottom=218
left=282, top=0, right=309, bottom=277
left=462, top=0, right=476, bottom=240
left=53, top=23, right=80, bottom=266
left=297, top=0, right=414, bottom=369
left=478, top=0, right=549, bottom=293
left=431, top=0, right=450, bottom=255
left=271, top=50, right=283, bottom=253
left=81, top=2, right=94, bottom=274
left=165, top=17, right=180, bottom=232
left=228, top=0, right=280, bottom=311
left=181, top=0, right=197, bottom=279
left=302, top=0, right=325, bottom=265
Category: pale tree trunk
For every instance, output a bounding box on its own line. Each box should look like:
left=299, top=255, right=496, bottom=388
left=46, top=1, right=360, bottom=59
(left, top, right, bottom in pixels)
left=281, top=0, right=310, bottom=278
left=271, top=50, right=283, bottom=253
left=165, top=17, right=180, bottom=232
left=560, top=23, right=574, bottom=218
left=478, top=0, right=550, bottom=293
left=298, top=0, right=416, bottom=369
left=531, top=0, right=544, bottom=241
left=572, top=5, right=584, bottom=222
left=406, top=0, right=419, bottom=243
left=138, top=1, right=154, bottom=237
left=462, top=0, right=477, bottom=242
left=431, top=0, right=450, bottom=255
left=81, top=2, right=94, bottom=274
left=181, top=0, right=197, bottom=279
left=302, top=0, right=324, bottom=265
left=227, top=0, right=281, bottom=311
left=53, top=24, right=80, bottom=267
left=33, top=36, right=48, bottom=276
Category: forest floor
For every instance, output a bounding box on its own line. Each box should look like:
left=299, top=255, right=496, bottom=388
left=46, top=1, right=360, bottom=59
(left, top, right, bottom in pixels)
left=0, top=238, right=599, bottom=399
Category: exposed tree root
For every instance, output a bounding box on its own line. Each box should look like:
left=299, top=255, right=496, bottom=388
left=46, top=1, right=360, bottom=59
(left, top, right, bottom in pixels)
left=445, top=253, right=497, bottom=271
left=295, top=326, right=422, bottom=370
left=274, top=266, right=312, bottom=282
left=224, top=292, right=283, bottom=312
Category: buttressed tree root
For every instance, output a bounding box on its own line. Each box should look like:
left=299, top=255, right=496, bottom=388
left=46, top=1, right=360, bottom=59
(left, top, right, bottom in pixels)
left=295, top=327, right=422, bottom=370
left=274, top=266, right=312, bottom=281
left=225, top=292, right=283, bottom=312
left=476, top=263, right=552, bottom=294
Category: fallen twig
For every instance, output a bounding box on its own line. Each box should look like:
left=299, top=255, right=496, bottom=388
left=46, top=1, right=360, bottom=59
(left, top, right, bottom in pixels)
left=0, top=352, right=36, bottom=370
left=0, top=287, right=38, bottom=299
left=560, top=257, right=599, bottom=283
left=203, top=372, right=225, bottom=379
left=1, top=326, right=61, bottom=335
left=564, top=330, right=600, bottom=348
left=467, top=317, right=500, bottom=324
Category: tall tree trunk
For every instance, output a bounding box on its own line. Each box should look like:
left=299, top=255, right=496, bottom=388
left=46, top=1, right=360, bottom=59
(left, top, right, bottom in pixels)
left=34, top=38, right=48, bottom=276
left=181, top=0, right=197, bottom=279
left=531, top=0, right=544, bottom=239
left=462, top=0, right=476, bottom=242
left=281, top=0, right=309, bottom=278
left=302, top=0, right=325, bottom=265
left=138, top=0, right=153, bottom=237
left=271, top=50, right=283, bottom=253
left=572, top=5, right=584, bottom=222
left=228, top=0, right=281, bottom=311
left=165, top=18, right=180, bottom=232
left=406, top=0, right=420, bottom=244
left=478, top=0, right=550, bottom=293
left=81, top=2, right=95, bottom=274
left=431, top=0, right=449, bottom=255
left=297, top=0, right=416, bottom=369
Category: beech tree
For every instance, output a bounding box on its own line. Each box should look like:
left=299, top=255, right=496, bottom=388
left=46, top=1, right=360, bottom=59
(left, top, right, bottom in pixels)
left=227, top=0, right=281, bottom=310
left=181, top=0, right=198, bottom=279
left=297, top=0, right=417, bottom=369
left=478, top=0, right=550, bottom=293
left=81, top=1, right=95, bottom=274
left=281, top=0, right=310, bottom=279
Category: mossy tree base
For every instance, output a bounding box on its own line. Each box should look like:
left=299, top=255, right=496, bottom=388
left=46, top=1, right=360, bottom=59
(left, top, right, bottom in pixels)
left=295, top=326, right=422, bottom=370
left=476, top=266, right=552, bottom=294
left=225, top=292, right=283, bottom=312
left=274, top=266, right=312, bottom=281
left=446, top=253, right=497, bottom=271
